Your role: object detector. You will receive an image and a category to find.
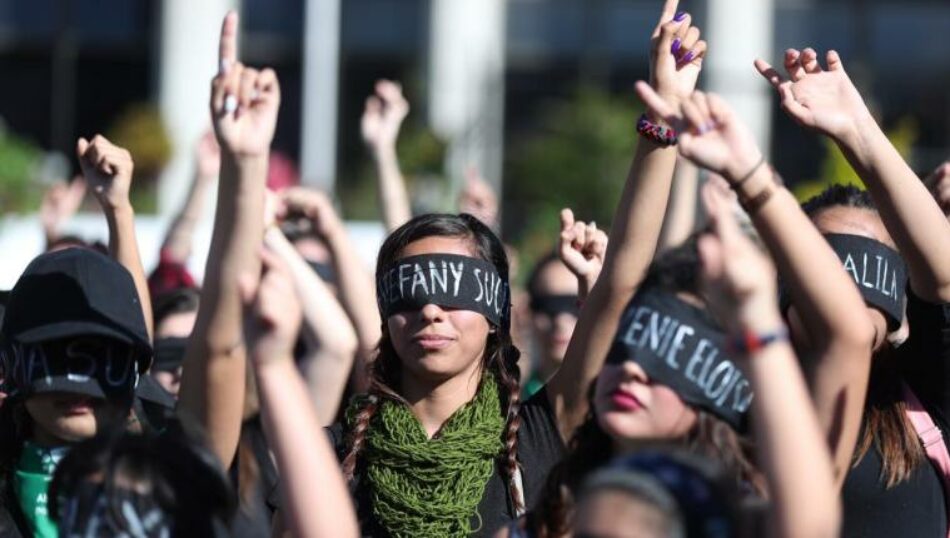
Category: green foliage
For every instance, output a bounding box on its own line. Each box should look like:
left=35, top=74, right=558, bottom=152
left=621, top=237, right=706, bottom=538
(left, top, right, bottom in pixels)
left=792, top=117, right=917, bottom=202
left=107, top=103, right=171, bottom=213
left=504, top=86, right=640, bottom=266
left=0, top=127, right=42, bottom=214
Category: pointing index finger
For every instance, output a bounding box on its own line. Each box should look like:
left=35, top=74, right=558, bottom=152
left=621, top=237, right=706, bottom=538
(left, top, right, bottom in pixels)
left=657, top=0, right=679, bottom=28
left=218, top=11, right=238, bottom=73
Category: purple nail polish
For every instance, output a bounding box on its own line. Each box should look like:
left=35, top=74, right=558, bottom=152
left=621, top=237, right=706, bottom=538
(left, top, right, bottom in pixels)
left=671, top=38, right=681, bottom=55
left=679, top=51, right=695, bottom=64
left=673, top=11, right=687, bottom=22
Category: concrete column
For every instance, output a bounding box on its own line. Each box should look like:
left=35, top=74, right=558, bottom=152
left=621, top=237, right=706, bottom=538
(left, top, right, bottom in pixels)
left=300, top=0, right=342, bottom=192
left=704, top=0, right=775, bottom=154
left=157, top=0, right=235, bottom=214
left=428, top=0, right=507, bottom=195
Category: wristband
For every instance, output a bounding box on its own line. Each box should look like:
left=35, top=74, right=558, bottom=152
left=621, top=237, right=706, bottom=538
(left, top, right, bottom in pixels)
left=728, top=326, right=789, bottom=355
left=637, top=114, right=678, bottom=147
left=731, top=156, right=766, bottom=192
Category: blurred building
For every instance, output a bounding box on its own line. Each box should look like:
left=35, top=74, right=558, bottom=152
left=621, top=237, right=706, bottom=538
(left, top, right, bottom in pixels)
left=0, top=0, right=949, bottom=217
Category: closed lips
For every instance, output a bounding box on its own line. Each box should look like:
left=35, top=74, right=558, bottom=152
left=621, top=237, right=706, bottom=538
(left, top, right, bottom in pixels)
left=610, top=388, right=644, bottom=411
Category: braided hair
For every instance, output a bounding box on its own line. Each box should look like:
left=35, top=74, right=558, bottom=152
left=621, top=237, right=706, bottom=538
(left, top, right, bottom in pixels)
left=341, top=213, right=525, bottom=514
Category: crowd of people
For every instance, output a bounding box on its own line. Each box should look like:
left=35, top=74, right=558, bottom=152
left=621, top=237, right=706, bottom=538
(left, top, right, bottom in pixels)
left=0, top=1, right=949, bottom=536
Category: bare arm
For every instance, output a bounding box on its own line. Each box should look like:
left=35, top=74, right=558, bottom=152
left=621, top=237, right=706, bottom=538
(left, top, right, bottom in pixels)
left=639, top=84, right=875, bottom=487
left=756, top=48, right=950, bottom=303
left=263, top=225, right=358, bottom=424
left=362, top=80, right=411, bottom=232
left=698, top=185, right=839, bottom=538
left=177, top=12, right=280, bottom=467
left=161, top=130, right=219, bottom=263
left=658, top=157, right=699, bottom=252
left=77, top=135, right=154, bottom=340
left=281, top=187, right=381, bottom=393
left=546, top=0, right=705, bottom=439
left=244, top=249, right=359, bottom=538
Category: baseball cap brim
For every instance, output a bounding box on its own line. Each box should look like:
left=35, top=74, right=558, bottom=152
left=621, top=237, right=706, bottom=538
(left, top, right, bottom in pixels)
left=28, top=375, right=116, bottom=400
left=11, top=320, right=152, bottom=372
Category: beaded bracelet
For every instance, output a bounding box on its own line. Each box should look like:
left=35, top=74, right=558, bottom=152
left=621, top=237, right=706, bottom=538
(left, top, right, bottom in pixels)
left=728, top=326, right=789, bottom=355
left=636, top=114, right=678, bottom=147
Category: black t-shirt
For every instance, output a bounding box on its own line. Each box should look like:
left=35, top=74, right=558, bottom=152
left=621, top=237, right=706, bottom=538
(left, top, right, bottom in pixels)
left=841, top=291, right=950, bottom=538
left=229, top=416, right=279, bottom=538
left=327, top=386, right=565, bottom=537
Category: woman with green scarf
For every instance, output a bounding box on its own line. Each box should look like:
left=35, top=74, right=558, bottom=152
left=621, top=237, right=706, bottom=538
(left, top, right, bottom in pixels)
left=313, top=1, right=710, bottom=536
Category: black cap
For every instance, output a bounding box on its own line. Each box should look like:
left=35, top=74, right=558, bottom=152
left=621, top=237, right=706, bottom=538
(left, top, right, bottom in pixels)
left=2, top=248, right=152, bottom=372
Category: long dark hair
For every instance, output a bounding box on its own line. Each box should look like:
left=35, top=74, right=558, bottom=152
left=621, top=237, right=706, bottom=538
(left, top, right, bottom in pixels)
left=524, top=237, right=762, bottom=537
left=341, top=213, right=526, bottom=512
left=802, top=184, right=924, bottom=487
left=49, top=430, right=235, bottom=536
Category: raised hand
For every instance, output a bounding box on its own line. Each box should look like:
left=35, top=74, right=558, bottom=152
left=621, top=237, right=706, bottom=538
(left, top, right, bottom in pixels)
left=360, top=79, right=409, bottom=151
left=40, top=176, right=86, bottom=241
left=649, top=0, right=707, bottom=109
left=697, top=182, right=778, bottom=333
left=76, top=135, right=134, bottom=212
left=925, top=161, right=950, bottom=217
left=280, top=187, right=345, bottom=239
left=211, top=12, right=280, bottom=159
left=754, top=48, right=872, bottom=143
left=636, top=83, right=763, bottom=183
left=240, top=247, right=303, bottom=367
left=458, top=166, right=499, bottom=229
left=196, top=128, right=221, bottom=179
left=559, top=209, right=608, bottom=300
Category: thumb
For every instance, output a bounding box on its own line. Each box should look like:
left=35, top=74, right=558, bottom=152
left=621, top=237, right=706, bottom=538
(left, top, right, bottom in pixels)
left=76, top=138, right=89, bottom=162
left=559, top=208, right=575, bottom=233
left=238, top=273, right=259, bottom=308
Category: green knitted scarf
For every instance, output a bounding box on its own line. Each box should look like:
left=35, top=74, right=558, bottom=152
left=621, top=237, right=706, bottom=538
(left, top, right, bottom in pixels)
left=349, top=374, right=506, bottom=537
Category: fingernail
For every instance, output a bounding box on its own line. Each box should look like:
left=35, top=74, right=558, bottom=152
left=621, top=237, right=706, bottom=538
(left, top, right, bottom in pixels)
left=673, top=11, right=687, bottom=22
left=679, top=51, right=695, bottom=64
left=224, top=94, right=238, bottom=114
left=671, top=38, right=681, bottom=55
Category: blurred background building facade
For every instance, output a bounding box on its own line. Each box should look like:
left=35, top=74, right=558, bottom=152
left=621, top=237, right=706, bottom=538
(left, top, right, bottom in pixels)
left=0, top=0, right=948, bottom=282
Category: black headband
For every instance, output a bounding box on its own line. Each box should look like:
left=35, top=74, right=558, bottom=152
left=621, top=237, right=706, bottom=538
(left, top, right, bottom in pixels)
left=607, top=290, right=752, bottom=431
left=376, top=254, right=510, bottom=328
left=1, top=338, right=139, bottom=399
left=824, top=233, right=907, bottom=330
left=529, top=294, right=579, bottom=317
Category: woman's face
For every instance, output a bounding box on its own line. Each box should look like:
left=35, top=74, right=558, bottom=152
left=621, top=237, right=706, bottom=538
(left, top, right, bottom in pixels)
left=387, top=236, right=492, bottom=384
left=573, top=489, right=674, bottom=538
left=530, top=260, right=579, bottom=364
left=810, top=205, right=901, bottom=350
left=25, top=392, right=128, bottom=446
left=594, top=361, right=698, bottom=442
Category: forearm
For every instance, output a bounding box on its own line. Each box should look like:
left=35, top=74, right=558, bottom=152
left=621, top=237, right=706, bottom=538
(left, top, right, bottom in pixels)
left=265, top=227, right=359, bottom=359
left=548, top=140, right=677, bottom=439
left=178, top=156, right=266, bottom=467
left=373, top=145, right=412, bottom=232
left=658, top=159, right=699, bottom=252
left=105, top=203, right=154, bottom=340
left=324, top=226, right=382, bottom=392
left=256, top=357, right=359, bottom=538
left=162, top=174, right=214, bottom=262
left=747, top=181, right=873, bottom=480
left=745, top=313, right=840, bottom=538
left=302, top=349, right=354, bottom=424
left=749, top=178, right=874, bottom=348
left=265, top=227, right=358, bottom=418
left=601, top=141, right=678, bottom=294
left=837, top=121, right=950, bottom=302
